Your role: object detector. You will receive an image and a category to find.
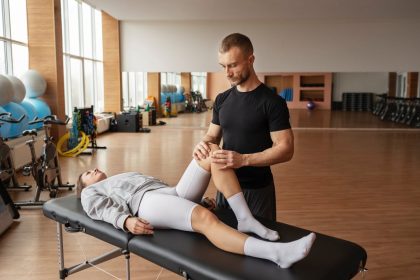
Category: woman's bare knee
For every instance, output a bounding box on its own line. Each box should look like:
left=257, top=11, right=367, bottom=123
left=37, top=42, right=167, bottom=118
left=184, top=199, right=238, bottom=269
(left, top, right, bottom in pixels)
left=191, top=206, right=219, bottom=233
left=208, top=143, right=220, bottom=152
left=196, top=144, right=220, bottom=172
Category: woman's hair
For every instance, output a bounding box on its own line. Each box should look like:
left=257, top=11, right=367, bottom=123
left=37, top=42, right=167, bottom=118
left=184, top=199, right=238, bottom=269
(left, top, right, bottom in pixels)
left=76, top=173, right=86, bottom=198
left=219, top=33, right=254, bottom=57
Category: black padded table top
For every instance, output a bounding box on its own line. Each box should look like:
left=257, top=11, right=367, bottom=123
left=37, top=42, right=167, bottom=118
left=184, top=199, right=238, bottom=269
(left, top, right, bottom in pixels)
left=43, top=195, right=132, bottom=249
left=129, top=211, right=367, bottom=280
left=43, top=195, right=367, bottom=280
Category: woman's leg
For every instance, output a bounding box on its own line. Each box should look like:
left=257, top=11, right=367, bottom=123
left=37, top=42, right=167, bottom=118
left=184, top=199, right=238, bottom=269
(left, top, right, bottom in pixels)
left=139, top=191, right=315, bottom=268
left=196, top=144, right=279, bottom=241
left=173, top=159, right=211, bottom=203
left=191, top=204, right=316, bottom=268
left=173, top=144, right=277, bottom=241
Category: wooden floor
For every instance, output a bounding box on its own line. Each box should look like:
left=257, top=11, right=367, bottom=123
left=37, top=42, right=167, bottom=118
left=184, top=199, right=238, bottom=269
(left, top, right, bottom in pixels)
left=1, top=109, right=420, bottom=280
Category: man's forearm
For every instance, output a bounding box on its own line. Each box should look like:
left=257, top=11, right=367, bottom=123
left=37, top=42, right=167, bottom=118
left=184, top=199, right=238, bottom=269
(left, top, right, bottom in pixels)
left=202, top=134, right=221, bottom=145
left=243, top=144, right=293, bottom=167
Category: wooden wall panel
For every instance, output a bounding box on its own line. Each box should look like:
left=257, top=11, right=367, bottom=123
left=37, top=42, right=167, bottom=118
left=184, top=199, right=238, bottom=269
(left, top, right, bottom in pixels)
left=147, top=73, right=161, bottom=116
left=102, top=12, right=122, bottom=112
left=206, top=72, right=230, bottom=101
left=181, top=72, right=191, bottom=94
left=407, top=72, right=419, bottom=98
left=27, top=0, right=65, bottom=138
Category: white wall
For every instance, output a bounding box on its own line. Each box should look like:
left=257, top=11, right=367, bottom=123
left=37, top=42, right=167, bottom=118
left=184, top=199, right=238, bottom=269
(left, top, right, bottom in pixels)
left=121, top=19, right=420, bottom=72
left=333, top=73, right=389, bottom=101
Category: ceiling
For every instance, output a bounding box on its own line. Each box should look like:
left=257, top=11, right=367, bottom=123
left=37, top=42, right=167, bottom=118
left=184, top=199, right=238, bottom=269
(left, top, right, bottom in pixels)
left=84, top=0, right=420, bottom=21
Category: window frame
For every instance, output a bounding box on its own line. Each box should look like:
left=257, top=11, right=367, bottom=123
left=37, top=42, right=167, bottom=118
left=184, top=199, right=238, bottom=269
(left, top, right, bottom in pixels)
left=61, top=0, right=104, bottom=114
left=0, top=0, right=29, bottom=76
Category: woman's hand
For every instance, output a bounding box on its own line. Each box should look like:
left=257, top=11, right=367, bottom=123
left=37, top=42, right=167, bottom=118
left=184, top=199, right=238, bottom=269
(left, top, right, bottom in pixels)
left=124, top=217, right=154, bottom=235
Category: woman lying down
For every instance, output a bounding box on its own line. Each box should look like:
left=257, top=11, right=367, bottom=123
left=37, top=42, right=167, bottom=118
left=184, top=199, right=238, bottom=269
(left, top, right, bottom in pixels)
left=77, top=144, right=315, bottom=268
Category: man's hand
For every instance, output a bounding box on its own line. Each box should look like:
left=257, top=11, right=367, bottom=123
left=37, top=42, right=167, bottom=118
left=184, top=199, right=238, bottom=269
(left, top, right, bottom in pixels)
left=124, top=217, right=154, bottom=235
left=211, top=149, right=247, bottom=169
left=193, top=141, right=211, bottom=160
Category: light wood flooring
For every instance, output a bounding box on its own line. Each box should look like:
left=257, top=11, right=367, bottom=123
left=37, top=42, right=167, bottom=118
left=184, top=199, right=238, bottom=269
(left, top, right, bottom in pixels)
left=1, top=109, right=420, bottom=280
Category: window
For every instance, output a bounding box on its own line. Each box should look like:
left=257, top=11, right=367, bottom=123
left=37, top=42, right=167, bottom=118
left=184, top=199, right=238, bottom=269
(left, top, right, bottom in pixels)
left=61, top=0, right=104, bottom=114
left=0, top=0, right=29, bottom=76
left=161, top=72, right=180, bottom=87
left=122, top=72, right=148, bottom=110
left=191, top=72, right=207, bottom=98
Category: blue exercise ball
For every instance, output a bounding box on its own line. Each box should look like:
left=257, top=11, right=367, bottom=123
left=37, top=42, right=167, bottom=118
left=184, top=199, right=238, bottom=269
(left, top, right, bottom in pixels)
left=23, top=98, right=51, bottom=129
left=2, top=102, right=29, bottom=138
left=0, top=106, right=12, bottom=138
left=20, top=99, right=38, bottom=129
left=20, top=69, right=47, bottom=98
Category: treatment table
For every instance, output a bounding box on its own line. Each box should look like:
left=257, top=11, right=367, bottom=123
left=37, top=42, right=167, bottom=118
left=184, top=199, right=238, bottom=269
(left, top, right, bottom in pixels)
left=43, top=195, right=367, bottom=279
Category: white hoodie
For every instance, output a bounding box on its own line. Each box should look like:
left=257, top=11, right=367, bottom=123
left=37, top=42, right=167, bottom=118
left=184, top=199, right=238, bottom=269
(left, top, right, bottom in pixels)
left=81, top=172, right=167, bottom=231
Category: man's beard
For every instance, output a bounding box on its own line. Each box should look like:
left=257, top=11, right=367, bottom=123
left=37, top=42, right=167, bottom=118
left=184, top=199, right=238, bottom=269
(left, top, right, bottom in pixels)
left=230, top=69, right=250, bottom=87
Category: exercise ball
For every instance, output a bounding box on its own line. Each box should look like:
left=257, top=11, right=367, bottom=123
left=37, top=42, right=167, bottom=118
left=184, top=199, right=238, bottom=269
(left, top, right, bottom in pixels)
left=23, top=98, right=51, bottom=129
left=0, top=75, right=14, bottom=105
left=20, top=99, right=38, bottom=129
left=176, top=85, right=185, bottom=95
left=6, top=75, right=26, bottom=103
left=307, top=100, right=316, bottom=110
left=20, top=69, right=47, bottom=98
left=2, top=102, right=29, bottom=138
left=0, top=106, right=12, bottom=138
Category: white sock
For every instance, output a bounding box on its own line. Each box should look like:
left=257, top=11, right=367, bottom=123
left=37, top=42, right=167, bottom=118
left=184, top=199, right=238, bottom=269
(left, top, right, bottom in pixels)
left=227, top=192, right=279, bottom=241
left=244, top=233, right=316, bottom=268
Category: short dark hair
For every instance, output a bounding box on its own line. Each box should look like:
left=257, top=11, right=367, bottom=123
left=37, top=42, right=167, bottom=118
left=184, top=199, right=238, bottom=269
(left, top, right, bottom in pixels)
left=219, top=33, right=254, bottom=57
left=76, top=173, right=86, bottom=198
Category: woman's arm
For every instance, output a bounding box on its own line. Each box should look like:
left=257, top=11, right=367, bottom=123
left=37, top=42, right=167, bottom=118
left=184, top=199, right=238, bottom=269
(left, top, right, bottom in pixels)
left=81, top=187, right=132, bottom=231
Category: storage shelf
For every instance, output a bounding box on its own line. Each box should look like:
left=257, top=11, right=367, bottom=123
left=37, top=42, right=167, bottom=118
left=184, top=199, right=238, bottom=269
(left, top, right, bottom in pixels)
left=299, top=87, right=325, bottom=91
left=264, top=73, right=332, bottom=110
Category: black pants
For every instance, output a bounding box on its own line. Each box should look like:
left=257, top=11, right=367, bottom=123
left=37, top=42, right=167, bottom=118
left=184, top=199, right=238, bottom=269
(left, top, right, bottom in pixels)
left=216, top=180, right=276, bottom=221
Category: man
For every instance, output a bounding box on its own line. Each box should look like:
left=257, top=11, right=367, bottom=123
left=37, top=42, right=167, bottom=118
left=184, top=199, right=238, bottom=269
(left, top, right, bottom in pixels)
left=193, top=33, right=294, bottom=221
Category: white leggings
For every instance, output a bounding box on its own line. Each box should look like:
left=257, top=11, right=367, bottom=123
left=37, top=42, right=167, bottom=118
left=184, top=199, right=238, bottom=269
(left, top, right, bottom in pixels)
left=138, top=159, right=211, bottom=232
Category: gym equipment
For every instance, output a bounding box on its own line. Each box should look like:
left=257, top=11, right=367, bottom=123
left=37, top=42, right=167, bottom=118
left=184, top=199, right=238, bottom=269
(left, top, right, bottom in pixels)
left=0, top=107, right=11, bottom=137
left=57, top=107, right=90, bottom=157
left=373, top=96, right=420, bottom=128
left=19, top=99, right=38, bottom=129
left=0, top=114, right=25, bottom=235
left=2, top=102, right=29, bottom=138
left=74, top=106, right=106, bottom=155
left=21, top=69, right=47, bottom=98
left=372, top=94, right=387, bottom=116
left=15, top=115, right=74, bottom=207
left=23, top=98, right=52, bottom=129
left=184, top=91, right=207, bottom=113
left=0, top=75, right=14, bottom=105
left=379, top=98, right=397, bottom=121
left=342, top=92, right=373, bottom=112
left=0, top=113, right=31, bottom=192
left=43, top=195, right=368, bottom=280
left=117, top=112, right=140, bottom=132
left=306, top=100, right=315, bottom=110
left=6, top=75, right=26, bottom=103
left=57, top=131, right=89, bottom=157
left=0, top=181, right=20, bottom=235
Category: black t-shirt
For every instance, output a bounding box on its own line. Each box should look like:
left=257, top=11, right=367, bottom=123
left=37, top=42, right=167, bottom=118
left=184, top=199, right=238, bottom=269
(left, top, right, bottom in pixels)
left=212, top=83, right=291, bottom=189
